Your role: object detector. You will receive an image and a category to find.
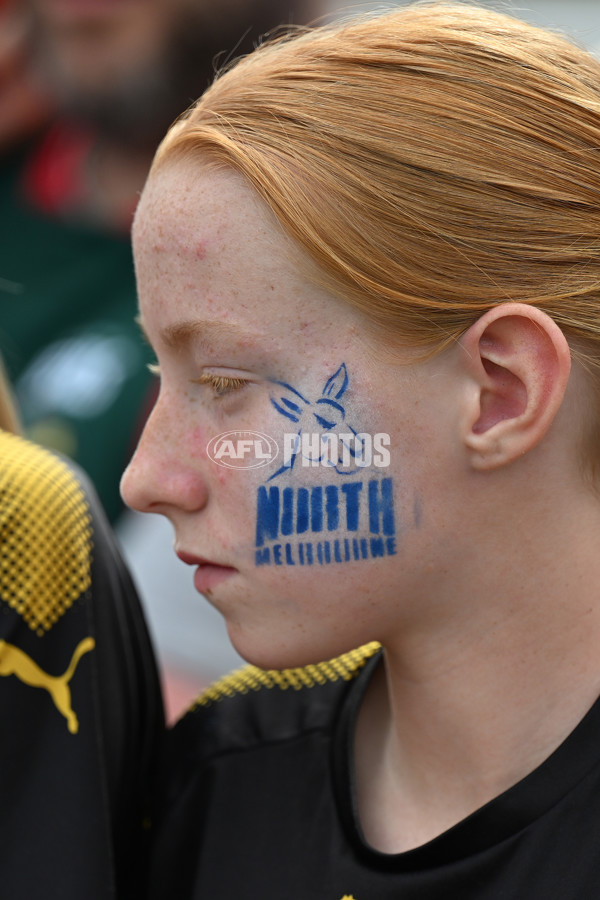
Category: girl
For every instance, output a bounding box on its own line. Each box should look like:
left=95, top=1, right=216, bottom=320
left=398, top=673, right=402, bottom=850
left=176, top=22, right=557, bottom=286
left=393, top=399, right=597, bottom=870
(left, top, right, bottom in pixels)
left=122, top=4, right=600, bottom=896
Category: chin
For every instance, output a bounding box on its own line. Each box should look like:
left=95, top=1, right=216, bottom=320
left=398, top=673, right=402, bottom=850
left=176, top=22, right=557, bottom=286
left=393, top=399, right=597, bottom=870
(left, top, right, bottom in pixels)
left=226, top=622, right=365, bottom=673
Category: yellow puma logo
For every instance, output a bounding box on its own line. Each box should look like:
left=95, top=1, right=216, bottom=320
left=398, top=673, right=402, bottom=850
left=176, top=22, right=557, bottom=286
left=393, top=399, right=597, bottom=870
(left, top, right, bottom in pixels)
left=0, top=637, right=95, bottom=734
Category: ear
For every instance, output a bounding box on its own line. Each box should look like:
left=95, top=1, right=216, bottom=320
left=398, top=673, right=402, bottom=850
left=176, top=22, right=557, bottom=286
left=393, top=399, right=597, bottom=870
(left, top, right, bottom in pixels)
left=459, top=303, right=571, bottom=470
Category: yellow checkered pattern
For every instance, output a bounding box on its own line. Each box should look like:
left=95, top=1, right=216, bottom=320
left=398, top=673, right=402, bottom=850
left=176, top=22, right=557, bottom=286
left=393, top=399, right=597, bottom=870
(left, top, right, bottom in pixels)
left=0, top=430, right=92, bottom=635
left=192, top=641, right=381, bottom=710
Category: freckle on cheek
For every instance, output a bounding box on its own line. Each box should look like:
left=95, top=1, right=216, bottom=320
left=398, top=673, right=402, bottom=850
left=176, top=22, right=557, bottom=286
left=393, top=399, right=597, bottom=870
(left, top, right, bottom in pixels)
left=190, top=427, right=210, bottom=458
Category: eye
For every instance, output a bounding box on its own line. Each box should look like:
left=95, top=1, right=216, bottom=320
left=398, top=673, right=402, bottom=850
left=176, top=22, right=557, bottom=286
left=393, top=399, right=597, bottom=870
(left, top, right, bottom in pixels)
left=193, top=373, right=250, bottom=397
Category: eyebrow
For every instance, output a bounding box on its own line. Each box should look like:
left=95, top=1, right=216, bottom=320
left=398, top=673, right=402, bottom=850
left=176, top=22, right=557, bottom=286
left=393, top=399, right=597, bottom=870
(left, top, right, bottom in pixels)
left=136, top=316, right=259, bottom=353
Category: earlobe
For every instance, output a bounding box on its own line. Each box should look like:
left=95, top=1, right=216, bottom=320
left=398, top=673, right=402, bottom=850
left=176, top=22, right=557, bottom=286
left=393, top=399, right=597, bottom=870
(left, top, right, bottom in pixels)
left=460, top=303, right=571, bottom=470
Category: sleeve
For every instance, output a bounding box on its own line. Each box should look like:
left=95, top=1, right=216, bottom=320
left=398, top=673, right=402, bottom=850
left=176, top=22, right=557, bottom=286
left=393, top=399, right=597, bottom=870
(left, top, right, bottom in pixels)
left=0, top=430, right=165, bottom=900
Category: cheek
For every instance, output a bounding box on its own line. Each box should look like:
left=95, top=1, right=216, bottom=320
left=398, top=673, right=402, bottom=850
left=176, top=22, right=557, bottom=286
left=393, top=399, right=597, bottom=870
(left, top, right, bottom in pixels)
left=242, top=367, right=407, bottom=575
left=251, top=470, right=399, bottom=573
left=189, top=425, right=211, bottom=460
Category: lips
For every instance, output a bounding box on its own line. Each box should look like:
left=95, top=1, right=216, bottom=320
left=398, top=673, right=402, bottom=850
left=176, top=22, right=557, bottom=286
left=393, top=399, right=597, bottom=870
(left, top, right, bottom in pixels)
left=176, top=550, right=236, bottom=594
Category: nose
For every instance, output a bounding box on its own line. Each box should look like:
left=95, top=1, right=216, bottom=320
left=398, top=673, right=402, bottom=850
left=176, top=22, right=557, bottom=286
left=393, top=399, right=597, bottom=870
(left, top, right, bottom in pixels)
left=120, top=397, right=209, bottom=516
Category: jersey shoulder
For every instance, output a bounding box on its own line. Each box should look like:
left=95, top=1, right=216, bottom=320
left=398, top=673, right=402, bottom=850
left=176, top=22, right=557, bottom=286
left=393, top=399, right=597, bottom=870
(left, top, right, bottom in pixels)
left=172, top=642, right=382, bottom=763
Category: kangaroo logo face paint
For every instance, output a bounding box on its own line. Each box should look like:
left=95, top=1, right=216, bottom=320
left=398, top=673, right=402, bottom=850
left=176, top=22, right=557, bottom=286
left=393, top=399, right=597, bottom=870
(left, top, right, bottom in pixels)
left=255, top=363, right=397, bottom=568
left=269, top=362, right=375, bottom=479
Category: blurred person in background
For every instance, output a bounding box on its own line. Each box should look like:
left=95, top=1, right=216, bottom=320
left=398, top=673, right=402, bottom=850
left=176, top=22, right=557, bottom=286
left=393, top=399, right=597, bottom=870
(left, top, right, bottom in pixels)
left=0, top=0, right=325, bottom=524
left=0, top=0, right=49, bottom=153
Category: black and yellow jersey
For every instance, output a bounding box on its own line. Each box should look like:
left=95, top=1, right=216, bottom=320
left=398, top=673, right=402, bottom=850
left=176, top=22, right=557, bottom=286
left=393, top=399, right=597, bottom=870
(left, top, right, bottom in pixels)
left=0, top=429, right=163, bottom=899
left=149, top=635, right=600, bottom=899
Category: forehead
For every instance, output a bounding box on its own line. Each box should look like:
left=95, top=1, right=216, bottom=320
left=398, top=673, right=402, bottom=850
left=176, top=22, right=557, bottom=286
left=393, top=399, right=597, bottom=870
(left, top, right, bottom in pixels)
left=133, top=159, right=308, bottom=294
left=133, top=159, right=365, bottom=351
left=134, top=159, right=276, bottom=260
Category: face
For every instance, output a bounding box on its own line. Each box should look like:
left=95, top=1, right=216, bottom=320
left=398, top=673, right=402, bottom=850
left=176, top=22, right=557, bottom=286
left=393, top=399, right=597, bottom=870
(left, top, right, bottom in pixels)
left=122, top=160, right=456, bottom=668
left=24, top=0, right=322, bottom=106
left=25, top=0, right=184, bottom=93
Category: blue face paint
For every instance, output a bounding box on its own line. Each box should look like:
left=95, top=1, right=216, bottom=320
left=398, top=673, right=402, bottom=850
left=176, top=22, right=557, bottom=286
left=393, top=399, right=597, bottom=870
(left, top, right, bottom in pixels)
left=255, top=478, right=397, bottom=567
left=325, top=485, right=339, bottom=531
left=255, top=363, right=397, bottom=568
left=368, top=478, right=395, bottom=536
left=281, top=487, right=294, bottom=536
left=254, top=535, right=397, bottom=567
left=268, top=363, right=369, bottom=479
left=341, top=482, right=362, bottom=530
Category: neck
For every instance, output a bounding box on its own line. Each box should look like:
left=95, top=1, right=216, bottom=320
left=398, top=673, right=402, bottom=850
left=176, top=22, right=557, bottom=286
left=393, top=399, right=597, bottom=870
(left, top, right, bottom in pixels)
left=355, top=486, right=600, bottom=853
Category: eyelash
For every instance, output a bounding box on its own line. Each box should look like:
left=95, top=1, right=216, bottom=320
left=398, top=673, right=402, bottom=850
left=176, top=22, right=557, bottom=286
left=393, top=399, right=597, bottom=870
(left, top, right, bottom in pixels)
left=193, top=373, right=250, bottom=396
left=147, top=365, right=250, bottom=397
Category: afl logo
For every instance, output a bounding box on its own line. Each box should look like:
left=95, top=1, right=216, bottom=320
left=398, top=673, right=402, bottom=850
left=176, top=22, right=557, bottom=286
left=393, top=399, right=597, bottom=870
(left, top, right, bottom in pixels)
left=207, top=431, right=279, bottom=469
